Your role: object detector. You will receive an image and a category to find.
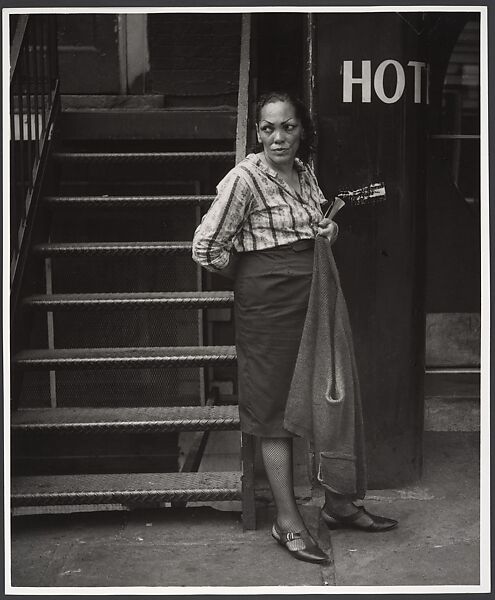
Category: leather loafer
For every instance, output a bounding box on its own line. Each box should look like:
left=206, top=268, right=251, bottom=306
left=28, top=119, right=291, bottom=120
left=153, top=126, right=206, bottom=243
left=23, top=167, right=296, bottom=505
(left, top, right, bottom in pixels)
left=271, top=521, right=330, bottom=564
left=321, top=505, right=398, bottom=532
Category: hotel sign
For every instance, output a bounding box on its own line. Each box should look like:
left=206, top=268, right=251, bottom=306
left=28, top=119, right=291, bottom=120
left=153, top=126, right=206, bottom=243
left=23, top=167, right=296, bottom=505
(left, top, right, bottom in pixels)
left=342, top=60, right=429, bottom=104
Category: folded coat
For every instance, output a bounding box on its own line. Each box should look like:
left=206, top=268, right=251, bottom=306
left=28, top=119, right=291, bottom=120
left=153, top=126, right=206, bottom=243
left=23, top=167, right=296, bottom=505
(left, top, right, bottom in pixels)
left=284, top=235, right=367, bottom=499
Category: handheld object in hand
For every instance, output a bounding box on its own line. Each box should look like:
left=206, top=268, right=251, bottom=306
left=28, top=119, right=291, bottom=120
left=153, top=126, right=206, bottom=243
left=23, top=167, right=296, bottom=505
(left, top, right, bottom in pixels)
left=324, top=182, right=386, bottom=219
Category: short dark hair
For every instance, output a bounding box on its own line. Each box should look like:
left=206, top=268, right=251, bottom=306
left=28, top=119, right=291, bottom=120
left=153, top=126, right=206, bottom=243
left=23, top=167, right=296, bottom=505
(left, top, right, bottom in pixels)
left=255, top=91, right=316, bottom=163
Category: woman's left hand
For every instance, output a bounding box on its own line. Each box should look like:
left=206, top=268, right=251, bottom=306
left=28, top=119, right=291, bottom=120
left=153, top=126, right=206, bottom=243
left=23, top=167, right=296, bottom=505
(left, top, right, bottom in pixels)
left=317, top=218, right=339, bottom=245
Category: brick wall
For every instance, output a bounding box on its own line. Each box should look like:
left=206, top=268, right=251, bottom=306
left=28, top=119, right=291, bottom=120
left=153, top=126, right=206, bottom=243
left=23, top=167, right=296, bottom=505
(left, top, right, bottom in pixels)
left=147, top=14, right=242, bottom=106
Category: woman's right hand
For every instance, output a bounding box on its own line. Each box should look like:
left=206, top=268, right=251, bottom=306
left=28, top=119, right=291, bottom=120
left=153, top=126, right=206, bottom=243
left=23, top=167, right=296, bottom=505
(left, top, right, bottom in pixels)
left=317, top=218, right=339, bottom=245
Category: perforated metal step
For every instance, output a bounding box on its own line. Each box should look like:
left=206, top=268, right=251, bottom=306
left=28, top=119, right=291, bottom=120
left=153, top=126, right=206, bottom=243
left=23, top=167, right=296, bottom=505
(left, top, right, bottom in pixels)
left=12, top=405, right=240, bottom=433
left=11, top=471, right=242, bottom=507
left=22, top=291, right=234, bottom=311
left=33, top=241, right=192, bottom=257
left=44, top=195, right=215, bottom=208
left=53, top=151, right=235, bottom=163
left=13, top=346, right=237, bottom=370
left=60, top=108, right=237, bottom=140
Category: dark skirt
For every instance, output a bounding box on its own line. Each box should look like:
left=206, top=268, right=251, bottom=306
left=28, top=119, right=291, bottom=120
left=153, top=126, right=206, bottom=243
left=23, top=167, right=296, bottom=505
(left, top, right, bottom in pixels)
left=233, top=243, right=314, bottom=437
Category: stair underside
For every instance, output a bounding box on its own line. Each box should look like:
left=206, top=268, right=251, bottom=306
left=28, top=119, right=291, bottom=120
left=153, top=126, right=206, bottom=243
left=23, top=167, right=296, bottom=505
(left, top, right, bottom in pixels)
left=14, top=346, right=237, bottom=370
left=11, top=471, right=242, bottom=506
left=12, top=405, right=240, bottom=432
left=22, top=291, right=234, bottom=310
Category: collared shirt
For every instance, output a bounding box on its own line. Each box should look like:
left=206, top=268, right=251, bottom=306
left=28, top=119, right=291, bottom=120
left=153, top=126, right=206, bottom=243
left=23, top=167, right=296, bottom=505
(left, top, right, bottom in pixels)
left=192, top=153, right=328, bottom=271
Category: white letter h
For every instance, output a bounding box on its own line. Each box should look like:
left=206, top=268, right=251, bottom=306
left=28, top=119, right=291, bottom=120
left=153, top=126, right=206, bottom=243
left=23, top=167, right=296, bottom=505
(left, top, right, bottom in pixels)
left=343, top=60, right=372, bottom=103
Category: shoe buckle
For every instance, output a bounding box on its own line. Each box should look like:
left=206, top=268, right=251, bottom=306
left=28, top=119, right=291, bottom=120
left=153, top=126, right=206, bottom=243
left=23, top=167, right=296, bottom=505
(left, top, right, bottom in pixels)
left=286, top=532, right=299, bottom=542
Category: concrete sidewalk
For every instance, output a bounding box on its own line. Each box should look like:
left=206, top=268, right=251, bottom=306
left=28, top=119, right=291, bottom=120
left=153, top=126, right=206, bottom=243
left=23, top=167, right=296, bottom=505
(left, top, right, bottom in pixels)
left=327, top=431, right=480, bottom=586
left=10, top=430, right=481, bottom=589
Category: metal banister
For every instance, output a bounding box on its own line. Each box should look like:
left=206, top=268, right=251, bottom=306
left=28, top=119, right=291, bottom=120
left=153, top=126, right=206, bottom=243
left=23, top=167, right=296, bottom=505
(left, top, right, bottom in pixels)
left=9, top=15, right=29, bottom=84
left=10, top=14, right=60, bottom=288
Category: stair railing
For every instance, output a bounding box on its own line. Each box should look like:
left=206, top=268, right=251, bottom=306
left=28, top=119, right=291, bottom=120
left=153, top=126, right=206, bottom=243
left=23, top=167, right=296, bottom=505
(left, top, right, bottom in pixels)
left=10, top=14, right=60, bottom=294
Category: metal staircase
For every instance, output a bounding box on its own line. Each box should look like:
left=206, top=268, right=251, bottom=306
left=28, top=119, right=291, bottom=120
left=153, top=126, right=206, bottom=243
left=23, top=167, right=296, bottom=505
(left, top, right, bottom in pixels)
left=10, top=14, right=256, bottom=529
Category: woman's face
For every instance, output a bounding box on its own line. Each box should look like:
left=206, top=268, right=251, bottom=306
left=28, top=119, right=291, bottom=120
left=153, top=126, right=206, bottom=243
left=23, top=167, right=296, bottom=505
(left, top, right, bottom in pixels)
left=256, top=100, right=304, bottom=169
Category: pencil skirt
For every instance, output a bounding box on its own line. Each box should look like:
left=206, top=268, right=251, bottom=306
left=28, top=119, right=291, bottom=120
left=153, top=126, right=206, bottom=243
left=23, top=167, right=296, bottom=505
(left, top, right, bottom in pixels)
left=233, top=243, right=314, bottom=437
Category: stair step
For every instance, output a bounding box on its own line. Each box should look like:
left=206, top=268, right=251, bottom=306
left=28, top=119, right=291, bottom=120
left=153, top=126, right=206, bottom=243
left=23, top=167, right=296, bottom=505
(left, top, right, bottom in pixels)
left=33, top=241, right=192, bottom=257
left=12, top=405, right=240, bottom=433
left=13, top=346, right=237, bottom=370
left=60, top=109, right=237, bottom=140
left=53, top=151, right=235, bottom=163
left=61, top=94, right=167, bottom=110
left=11, top=471, right=242, bottom=507
left=44, top=195, right=215, bottom=208
left=22, top=291, right=234, bottom=311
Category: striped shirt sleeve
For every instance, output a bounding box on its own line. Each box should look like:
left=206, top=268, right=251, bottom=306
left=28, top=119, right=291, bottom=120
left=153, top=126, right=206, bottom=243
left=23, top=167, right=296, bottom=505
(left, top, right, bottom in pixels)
left=192, top=169, right=253, bottom=272
left=305, top=163, right=328, bottom=207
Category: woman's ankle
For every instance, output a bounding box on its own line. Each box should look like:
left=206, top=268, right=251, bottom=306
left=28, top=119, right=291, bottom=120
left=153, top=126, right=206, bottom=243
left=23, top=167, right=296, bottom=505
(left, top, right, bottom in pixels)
left=275, top=513, right=306, bottom=532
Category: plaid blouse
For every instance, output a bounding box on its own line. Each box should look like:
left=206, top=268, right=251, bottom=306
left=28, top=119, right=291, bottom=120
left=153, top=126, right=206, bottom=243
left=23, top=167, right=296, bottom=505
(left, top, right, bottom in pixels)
left=192, top=153, right=328, bottom=272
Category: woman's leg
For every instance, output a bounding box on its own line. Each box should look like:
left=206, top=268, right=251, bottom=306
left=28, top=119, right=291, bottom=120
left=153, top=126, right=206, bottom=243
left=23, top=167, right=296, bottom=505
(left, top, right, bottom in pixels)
left=260, top=437, right=306, bottom=533
left=261, top=437, right=329, bottom=562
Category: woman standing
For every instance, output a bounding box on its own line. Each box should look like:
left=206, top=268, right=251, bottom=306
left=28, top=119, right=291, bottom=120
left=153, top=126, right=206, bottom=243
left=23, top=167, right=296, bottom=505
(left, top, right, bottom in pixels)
left=193, top=91, right=397, bottom=564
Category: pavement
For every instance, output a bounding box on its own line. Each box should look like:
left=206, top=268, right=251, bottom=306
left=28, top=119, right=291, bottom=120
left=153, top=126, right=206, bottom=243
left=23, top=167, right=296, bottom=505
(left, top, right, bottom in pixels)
left=327, top=431, right=481, bottom=587
left=9, top=429, right=483, bottom=591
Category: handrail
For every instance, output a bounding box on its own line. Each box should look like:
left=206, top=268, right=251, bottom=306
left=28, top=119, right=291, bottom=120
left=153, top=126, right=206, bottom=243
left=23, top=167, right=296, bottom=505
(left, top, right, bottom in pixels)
left=10, top=14, right=60, bottom=287
left=10, top=15, right=29, bottom=84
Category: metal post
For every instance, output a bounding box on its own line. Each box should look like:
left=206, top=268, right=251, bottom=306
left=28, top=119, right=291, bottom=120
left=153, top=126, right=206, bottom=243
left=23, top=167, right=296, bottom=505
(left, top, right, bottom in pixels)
left=49, top=15, right=59, bottom=82
left=16, top=63, right=26, bottom=222
left=38, top=16, right=47, bottom=133
left=303, top=14, right=316, bottom=127
left=241, top=433, right=256, bottom=530
left=45, top=255, right=57, bottom=407
left=22, top=42, right=33, bottom=196
left=31, top=17, right=40, bottom=161
left=235, top=14, right=251, bottom=165
left=10, top=86, right=18, bottom=257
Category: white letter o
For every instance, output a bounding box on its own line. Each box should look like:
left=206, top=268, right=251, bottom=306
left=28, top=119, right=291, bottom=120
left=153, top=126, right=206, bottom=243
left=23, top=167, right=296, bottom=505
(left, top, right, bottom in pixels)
left=374, top=60, right=405, bottom=104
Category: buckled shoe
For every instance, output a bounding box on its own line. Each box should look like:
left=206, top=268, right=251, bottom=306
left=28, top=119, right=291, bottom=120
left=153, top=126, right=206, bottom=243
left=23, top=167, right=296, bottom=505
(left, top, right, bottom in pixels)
left=271, top=520, right=329, bottom=564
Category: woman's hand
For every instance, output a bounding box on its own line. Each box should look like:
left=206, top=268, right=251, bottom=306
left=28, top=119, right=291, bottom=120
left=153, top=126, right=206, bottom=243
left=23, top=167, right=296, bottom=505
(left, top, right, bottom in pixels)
left=317, top=218, right=339, bottom=245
